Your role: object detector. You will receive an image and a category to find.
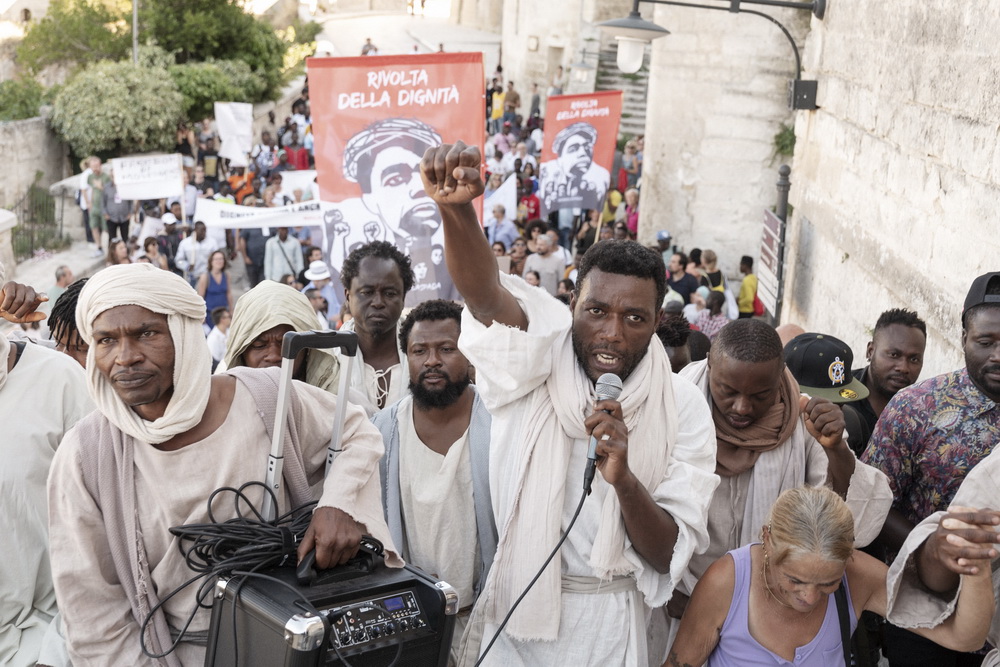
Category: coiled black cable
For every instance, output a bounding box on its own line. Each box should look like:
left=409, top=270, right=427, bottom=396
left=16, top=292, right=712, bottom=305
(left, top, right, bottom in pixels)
left=139, top=480, right=389, bottom=666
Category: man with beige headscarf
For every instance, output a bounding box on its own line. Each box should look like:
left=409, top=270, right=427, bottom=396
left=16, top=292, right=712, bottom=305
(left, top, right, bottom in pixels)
left=47, top=263, right=397, bottom=666
left=668, top=318, right=892, bottom=660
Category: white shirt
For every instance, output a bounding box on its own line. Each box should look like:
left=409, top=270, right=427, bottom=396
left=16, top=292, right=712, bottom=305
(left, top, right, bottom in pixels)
left=397, top=397, right=479, bottom=605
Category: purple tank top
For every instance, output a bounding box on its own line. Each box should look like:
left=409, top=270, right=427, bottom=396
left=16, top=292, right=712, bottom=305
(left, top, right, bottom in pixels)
left=707, top=543, right=857, bottom=667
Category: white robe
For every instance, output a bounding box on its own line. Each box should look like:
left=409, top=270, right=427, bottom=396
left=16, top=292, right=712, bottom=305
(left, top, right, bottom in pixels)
left=458, top=276, right=718, bottom=666
left=0, top=343, right=92, bottom=667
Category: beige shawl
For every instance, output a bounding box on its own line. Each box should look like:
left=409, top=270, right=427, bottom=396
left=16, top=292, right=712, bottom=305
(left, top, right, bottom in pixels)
left=475, top=274, right=680, bottom=642
left=222, top=280, right=340, bottom=391
left=76, top=264, right=212, bottom=445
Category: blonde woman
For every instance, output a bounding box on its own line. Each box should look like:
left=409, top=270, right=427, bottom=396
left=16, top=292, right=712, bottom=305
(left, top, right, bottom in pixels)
left=666, top=486, right=995, bottom=667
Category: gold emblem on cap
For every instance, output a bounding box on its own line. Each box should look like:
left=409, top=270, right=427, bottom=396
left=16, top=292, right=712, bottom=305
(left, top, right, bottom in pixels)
left=829, top=357, right=846, bottom=385
left=839, top=388, right=858, bottom=400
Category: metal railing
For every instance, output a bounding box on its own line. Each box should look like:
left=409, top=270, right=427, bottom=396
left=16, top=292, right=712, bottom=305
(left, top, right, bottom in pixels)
left=9, top=172, right=69, bottom=260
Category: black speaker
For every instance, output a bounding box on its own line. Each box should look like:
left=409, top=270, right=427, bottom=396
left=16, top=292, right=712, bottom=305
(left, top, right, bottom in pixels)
left=204, top=559, right=457, bottom=667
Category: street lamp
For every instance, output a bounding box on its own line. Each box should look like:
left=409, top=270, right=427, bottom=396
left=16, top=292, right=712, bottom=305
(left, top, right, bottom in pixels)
left=569, top=49, right=602, bottom=82
left=599, top=10, right=670, bottom=73
left=598, top=0, right=826, bottom=109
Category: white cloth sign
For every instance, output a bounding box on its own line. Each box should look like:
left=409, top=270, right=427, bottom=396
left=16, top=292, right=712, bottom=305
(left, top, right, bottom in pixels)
left=195, top=197, right=329, bottom=230
left=110, top=154, right=184, bottom=200
left=215, top=102, right=254, bottom=166
left=484, top=173, right=518, bottom=223
left=275, top=169, right=318, bottom=203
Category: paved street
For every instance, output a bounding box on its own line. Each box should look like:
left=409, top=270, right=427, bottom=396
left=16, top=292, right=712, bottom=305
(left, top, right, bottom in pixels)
left=309, top=0, right=500, bottom=67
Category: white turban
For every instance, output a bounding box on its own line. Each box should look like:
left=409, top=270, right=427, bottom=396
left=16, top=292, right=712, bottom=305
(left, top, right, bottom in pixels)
left=0, top=260, right=8, bottom=392
left=76, top=263, right=212, bottom=444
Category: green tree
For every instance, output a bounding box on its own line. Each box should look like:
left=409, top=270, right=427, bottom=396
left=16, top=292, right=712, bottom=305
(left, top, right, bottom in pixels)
left=16, top=0, right=131, bottom=74
left=0, top=78, right=45, bottom=121
left=169, top=62, right=240, bottom=121
left=50, top=61, right=183, bottom=157
left=143, top=0, right=286, bottom=99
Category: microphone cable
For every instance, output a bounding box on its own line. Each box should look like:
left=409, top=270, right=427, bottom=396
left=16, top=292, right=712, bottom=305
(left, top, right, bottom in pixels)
left=473, top=485, right=588, bottom=667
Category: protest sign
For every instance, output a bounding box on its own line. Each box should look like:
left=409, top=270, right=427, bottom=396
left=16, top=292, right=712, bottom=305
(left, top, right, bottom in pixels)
left=111, top=154, right=184, bottom=201
left=195, top=198, right=327, bottom=230
left=539, top=91, right=623, bottom=217
left=308, top=52, right=484, bottom=304
left=215, top=102, right=254, bottom=166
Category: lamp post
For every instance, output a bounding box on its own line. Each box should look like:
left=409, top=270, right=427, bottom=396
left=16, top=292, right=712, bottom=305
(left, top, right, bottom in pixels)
left=569, top=49, right=602, bottom=84
left=599, top=0, right=826, bottom=109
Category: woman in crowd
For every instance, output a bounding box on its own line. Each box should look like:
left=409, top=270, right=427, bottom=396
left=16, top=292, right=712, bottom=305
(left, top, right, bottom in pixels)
left=524, top=219, right=548, bottom=254
left=621, top=141, right=640, bottom=190
left=197, top=250, right=233, bottom=329
left=484, top=171, right=505, bottom=199
left=623, top=188, right=640, bottom=239
left=142, top=237, right=168, bottom=271
left=492, top=241, right=507, bottom=258
left=524, top=270, right=541, bottom=287
left=508, top=237, right=528, bottom=277
left=700, top=249, right=727, bottom=291
left=666, top=486, right=994, bottom=667
left=694, top=290, right=729, bottom=340
left=522, top=162, right=538, bottom=190
left=106, top=239, right=130, bottom=266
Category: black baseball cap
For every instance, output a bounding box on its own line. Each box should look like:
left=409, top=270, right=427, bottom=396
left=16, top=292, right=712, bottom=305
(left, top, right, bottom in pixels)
left=784, top=333, right=869, bottom=403
left=963, top=272, right=1000, bottom=321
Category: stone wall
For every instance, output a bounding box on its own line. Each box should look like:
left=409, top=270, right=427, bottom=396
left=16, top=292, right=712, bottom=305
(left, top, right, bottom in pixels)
left=450, top=0, right=502, bottom=33
left=782, top=0, right=1000, bottom=378
left=637, top=5, right=812, bottom=280
left=498, top=0, right=632, bottom=119
left=0, top=114, right=69, bottom=209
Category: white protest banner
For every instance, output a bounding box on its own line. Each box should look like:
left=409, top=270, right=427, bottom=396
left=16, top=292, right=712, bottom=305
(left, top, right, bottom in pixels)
left=215, top=102, right=254, bottom=166
left=484, top=173, right=518, bottom=223
left=275, top=169, right=318, bottom=202
left=195, top=197, right=329, bottom=230
left=111, top=154, right=184, bottom=200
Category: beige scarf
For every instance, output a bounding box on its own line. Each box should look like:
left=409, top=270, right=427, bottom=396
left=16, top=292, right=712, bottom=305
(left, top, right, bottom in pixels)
left=476, top=273, right=679, bottom=642
left=0, top=260, right=9, bottom=393
left=711, top=366, right=800, bottom=477
left=222, top=280, right=341, bottom=392
left=76, top=263, right=212, bottom=444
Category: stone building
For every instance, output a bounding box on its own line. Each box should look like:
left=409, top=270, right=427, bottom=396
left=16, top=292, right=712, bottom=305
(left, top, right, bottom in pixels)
left=634, top=0, right=998, bottom=376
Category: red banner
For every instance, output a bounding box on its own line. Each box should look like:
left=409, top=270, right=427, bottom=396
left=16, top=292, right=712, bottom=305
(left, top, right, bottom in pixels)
left=539, top=90, right=623, bottom=217
left=307, top=53, right=484, bottom=304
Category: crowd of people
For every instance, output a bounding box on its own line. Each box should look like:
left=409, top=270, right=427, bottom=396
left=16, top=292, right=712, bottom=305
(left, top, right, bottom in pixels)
left=1, top=78, right=999, bottom=667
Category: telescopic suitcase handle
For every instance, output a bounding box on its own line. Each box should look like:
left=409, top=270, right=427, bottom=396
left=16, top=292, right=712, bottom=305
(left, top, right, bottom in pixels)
left=262, top=329, right=360, bottom=522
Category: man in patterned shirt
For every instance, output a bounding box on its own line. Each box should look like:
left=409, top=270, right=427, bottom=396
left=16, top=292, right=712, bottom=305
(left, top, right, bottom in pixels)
left=862, top=271, right=1000, bottom=667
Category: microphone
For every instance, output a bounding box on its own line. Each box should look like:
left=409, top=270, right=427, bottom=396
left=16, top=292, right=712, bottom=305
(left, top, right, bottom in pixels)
left=584, top=373, right=623, bottom=495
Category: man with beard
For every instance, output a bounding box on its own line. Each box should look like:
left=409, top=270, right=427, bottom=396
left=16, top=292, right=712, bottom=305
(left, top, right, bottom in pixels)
left=539, top=122, right=610, bottom=216
left=419, top=141, right=719, bottom=667
left=851, top=308, right=927, bottom=447
left=372, top=299, right=497, bottom=666
left=863, top=272, right=1000, bottom=667
left=671, top=319, right=891, bottom=663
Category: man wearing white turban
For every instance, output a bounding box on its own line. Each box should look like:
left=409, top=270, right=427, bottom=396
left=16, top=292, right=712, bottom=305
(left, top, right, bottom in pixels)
left=0, top=264, right=92, bottom=667
left=47, top=263, right=397, bottom=666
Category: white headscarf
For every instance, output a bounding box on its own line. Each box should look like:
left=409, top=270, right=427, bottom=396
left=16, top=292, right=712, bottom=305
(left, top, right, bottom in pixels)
left=76, top=263, right=212, bottom=444
left=0, top=260, right=9, bottom=392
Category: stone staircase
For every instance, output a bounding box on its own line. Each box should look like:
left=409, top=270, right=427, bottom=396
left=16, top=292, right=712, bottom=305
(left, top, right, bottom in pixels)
left=594, top=42, right=652, bottom=139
